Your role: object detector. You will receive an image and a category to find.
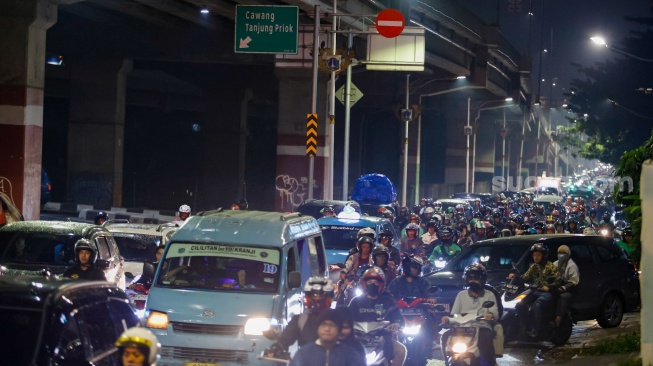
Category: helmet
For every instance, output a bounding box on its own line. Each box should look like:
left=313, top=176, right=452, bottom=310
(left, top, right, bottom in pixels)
left=513, top=215, right=524, bottom=225
left=554, top=220, right=565, bottom=228
left=401, top=256, right=423, bottom=276
left=519, top=223, right=531, bottom=231
left=378, top=229, right=394, bottom=240
left=534, top=221, right=546, bottom=230
left=303, top=276, right=335, bottom=309
left=426, top=220, right=438, bottom=229
left=94, top=211, right=109, bottom=225
left=357, top=236, right=375, bottom=252
left=361, top=267, right=386, bottom=294
left=474, top=221, right=485, bottom=230
left=551, top=209, right=560, bottom=217
left=74, top=239, right=98, bottom=264
left=439, top=226, right=453, bottom=239
left=424, top=207, right=434, bottom=215
left=473, top=212, right=482, bottom=219
left=463, top=263, right=487, bottom=284
left=589, top=208, right=597, bottom=216
left=530, top=243, right=549, bottom=257
left=115, top=327, right=160, bottom=366
left=602, top=213, right=611, bottom=222
left=623, top=227, right=633, bottom=237
left=320, top=206, right=335, bottom=215
left=405, top=223, right=420, bottom=233
left=179, top=204, right=191, bottom=213
left=238, top=199, right=249, bottom=210
left=545, top=224, right=555, bottom=233
left=357, top=227, right=376, bottom=240
left=545, top=215, right=555, bottom=224
left=446, top=207, right=455, bottom=214
left=499, top=228, right=512, bottom=237
left=583, top=227, right=596, bottom=235
left=409, top=214, right=420, bottom=222
left=455, top=204, right=464, bottom=212
left=372, top=246, right=390, bottom=264
left=492, top=211, right=502, bottom=219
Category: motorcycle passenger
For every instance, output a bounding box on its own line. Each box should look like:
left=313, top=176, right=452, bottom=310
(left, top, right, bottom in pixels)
left=335, top=307, right=367, bottom=365
left=348, top=267, right=406, bottom=366
left=428, top=227, right=461, bottom=263
left=63, top=239, right=107, bottom=281
left=379, top=229, right=401, bottom=267
left=553, top=245, right=580, bottom=327
left=94, top=211, right=109, bottom=225
left=344, top=236, right=374, bottom=278
left=289, top=308, right=365, bottom=366
left=269, top=277, right=335, bottom=355
left=469, top=221, right=487, bottom=243
left=373, top=246, right=398, bottom=283
left=400, top=223, right=425, bottom=255
left=115, top=327, right=160, bottom=366
left=507, top=243, right=562, bottom=338
left=421, top=220, right=439, bottom=247
left=174, top=204, right=191, bottom=222
left=455, top=226, right=472, bottom=249
left=441, top=263, right=503, bottom=362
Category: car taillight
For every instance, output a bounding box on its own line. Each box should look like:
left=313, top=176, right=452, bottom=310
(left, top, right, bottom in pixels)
left=47, top=183, right=52, bottom=191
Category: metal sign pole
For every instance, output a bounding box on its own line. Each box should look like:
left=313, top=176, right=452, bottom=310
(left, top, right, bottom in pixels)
left=308, top=5, right=320, bottom=199
left=466, top=96, right=470, bottom=193
left=402, top=74, right=410, bottom=207
left=342, top=33, right=354, bottom=200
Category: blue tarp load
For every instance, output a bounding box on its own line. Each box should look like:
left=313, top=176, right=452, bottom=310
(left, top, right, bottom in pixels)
left=351, top=174, right=397, bottom=204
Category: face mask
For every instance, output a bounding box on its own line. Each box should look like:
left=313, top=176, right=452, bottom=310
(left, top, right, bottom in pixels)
left=468, top=282, right=483, bottom=292
left=365, top=283, right=380, bottom=295
left=558, top=253, right=570, bottom=262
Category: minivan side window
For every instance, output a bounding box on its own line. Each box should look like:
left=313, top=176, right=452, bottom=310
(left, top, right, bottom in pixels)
left=567, top=244, right=594, bottom=265
left=313, top=236, right=327, bottom=275
left=297, top=240, right=312, bottom=284
left=596, top=245, right=619, bottom=262
left=287, top=246, right=297, bottom=273
left=95, top=237, right=111, bottom=259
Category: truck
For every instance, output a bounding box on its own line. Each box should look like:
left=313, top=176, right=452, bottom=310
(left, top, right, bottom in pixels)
left=535, top=176, right=562, bottom=197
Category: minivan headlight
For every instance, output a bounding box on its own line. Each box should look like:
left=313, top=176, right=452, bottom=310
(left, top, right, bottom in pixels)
left=244, top=318, right=277, bottom=336
left=146, top=311, right=169, bottom=329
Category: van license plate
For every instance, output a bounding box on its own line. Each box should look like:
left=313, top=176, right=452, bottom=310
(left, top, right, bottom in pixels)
left=185, top=363, right=221, bottom=366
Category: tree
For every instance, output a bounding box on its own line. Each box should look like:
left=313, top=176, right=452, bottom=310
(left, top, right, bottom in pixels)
left=565, top=10, right=653, bottom=166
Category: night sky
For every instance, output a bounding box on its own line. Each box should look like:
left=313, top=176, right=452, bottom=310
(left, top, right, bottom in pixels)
left=458, top=0, right=651, bottom=103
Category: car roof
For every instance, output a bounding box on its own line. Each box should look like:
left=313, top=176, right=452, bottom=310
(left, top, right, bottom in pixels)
left=169, top=210, right=320, bottom=246
left=105, top=223, right=163, bottom=235
left=317, top=215, right=387, bottom=228
left=0, top=220, right=109, bottom=236
left=471, top=233, right=601, bottom=246
left=436, top=198, right=468, bottom=204
left=532, top=195, right=564, bottom=203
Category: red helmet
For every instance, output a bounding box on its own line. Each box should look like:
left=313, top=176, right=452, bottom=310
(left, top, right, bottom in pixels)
left=361, top=267, right=386, bottom=294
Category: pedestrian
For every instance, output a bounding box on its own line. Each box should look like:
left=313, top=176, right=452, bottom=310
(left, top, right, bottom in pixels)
left=62, top=239, right=106, bottom=281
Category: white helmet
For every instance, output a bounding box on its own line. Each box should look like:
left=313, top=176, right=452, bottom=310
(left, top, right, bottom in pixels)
left=424, top=207, right=434, bottom=214
left=583, top=227, right=596, bottom=235
left=115, top=327, right=160, bottom=366
left=179, top=204, right=191, bottom=213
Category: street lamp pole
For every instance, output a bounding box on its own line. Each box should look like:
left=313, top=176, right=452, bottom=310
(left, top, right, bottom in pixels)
left=502, top=108, right=507, bottom=184
left=590, top=36, right=653, bottom=62
left=402, top=74, right=410, bottom=207
left=466, top=96, right=471, bottom=193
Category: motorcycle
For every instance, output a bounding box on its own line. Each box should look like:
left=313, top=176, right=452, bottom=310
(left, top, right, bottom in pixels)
left=500, top=276, right=573, bottom=346
left=258, top=329, right=291, bottom=364
left=334, top=264, right=372, bottom=306
left=396, top=297, right=437, bottom=366
left=439, top=301, right=496, bottom=366
left=125, top=262, right=154, bottom=317
left=353, top=321, right=391, bottom=366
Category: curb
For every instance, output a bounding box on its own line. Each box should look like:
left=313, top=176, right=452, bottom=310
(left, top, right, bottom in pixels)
left=42, top=202, right=176, bottom=224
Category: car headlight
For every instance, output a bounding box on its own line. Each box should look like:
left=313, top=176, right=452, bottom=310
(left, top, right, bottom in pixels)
left=434, top=259, right=447, bottom=268
left=402, top=324, right=421, bottom=335
left=146, top=311, right=169, bottom=329
left=452, top=342, right=467, bottom=353
left=244, top=318, right=278, bottom=335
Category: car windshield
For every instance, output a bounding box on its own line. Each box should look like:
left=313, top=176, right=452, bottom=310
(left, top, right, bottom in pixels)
left=0, top=232, right=79, bottom=264
left=113, top=234, right=159, bottom=262
left=319, top=225, right=362, bottom=250
left=0, top=308, right=41, bottom=363
left=447, top=244, right=526, bottom=272
left=156, top=243, right=280, bottom=293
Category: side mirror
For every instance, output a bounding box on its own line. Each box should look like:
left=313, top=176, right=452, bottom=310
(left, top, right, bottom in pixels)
left=125, top=271, right=135, bottom=279
left=95, top=259, right=110, bottom=270
left=142, top=262, right=155, bottom=279
left=288, top=271, right=302, bottom=289
left=482, top=301, right=495, bottom=309
left=262, top=329, right=279, bottom=340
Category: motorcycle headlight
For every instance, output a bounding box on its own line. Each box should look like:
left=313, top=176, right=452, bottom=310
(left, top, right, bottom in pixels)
left=355, top=288, right=363, bottom=297
left=452, top=342, right=467, bottom=353
left=600, top=229, right=609, bottom=236
left=434, top=260, right=447, bottom=268
left=402, top=324, right=422, bottom=335
left=502, top=292, right=527, bottom=309
left=244, top=318, right=278, bottom=335
left=366, top=351, right=381, bottom=364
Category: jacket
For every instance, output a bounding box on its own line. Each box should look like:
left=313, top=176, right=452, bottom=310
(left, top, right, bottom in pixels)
left=289, top=340, right=364, bottom=366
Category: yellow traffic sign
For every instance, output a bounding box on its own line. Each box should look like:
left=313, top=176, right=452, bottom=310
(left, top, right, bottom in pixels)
left=306, top=114, right=318, bottom=156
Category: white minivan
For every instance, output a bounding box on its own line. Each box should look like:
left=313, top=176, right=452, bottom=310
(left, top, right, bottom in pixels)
left=144, top=210, right=327, bottom=366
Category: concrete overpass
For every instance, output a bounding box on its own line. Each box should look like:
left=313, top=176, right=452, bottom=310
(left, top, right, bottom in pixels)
left=0, top=0, right=537, bottom=218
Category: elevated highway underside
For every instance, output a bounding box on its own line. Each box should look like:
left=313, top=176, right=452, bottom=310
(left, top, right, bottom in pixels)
left=0, top=0, right=535, bottom=217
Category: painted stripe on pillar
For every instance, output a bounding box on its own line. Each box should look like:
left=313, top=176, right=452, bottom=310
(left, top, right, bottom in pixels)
left=0, top=86, right=44, bottom=106
left=0, top=105, right=44, bottom=126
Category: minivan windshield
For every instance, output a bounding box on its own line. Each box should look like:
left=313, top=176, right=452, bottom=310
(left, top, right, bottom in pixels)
left=156, top=243, right=280, bottom=293
left=319, top=224, right=363, bottom=250
left=447, top=244, right=527, bottom=272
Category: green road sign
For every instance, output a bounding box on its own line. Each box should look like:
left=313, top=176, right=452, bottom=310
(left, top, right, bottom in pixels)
left=235, top=5, right=299, bottom=54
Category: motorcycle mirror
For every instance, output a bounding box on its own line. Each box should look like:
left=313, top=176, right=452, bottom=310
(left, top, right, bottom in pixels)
left=434, top=305, right=447, bottom=312
left=262, top=329, right=279, bottom=341
left=482, top=301, right=494, bottom=308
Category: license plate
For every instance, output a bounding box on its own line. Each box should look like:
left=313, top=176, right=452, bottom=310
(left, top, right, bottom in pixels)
left=185, top=363, right=222, bottom=366
left=133, top=294, right=148, bottom=300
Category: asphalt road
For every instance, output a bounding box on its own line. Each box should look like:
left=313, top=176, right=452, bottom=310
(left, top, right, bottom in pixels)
left=428, top=311, right=640, bottom=365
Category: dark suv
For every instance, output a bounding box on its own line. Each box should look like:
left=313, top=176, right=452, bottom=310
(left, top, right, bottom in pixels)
left=0, top=221, right=125, bottom=289
left=0, top=275, right=139, bottom=365
left=426, top=235, right=640, bottom=328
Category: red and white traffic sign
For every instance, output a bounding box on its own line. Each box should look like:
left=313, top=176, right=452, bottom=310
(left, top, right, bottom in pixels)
left=375, top=8, right=405, bottom=38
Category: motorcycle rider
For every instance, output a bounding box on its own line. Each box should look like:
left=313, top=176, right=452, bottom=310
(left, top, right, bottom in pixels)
left=400, top=223, right=425, bottom=255
left=387, top=256, right=436, bottom=302
left=421, top=220, right=439, bottom=247
left=566, top=217, right=581, bottom=234
left=320, top=206, right=336, bottom=217
left=554, top=220, right=567, bottom=234
left=343, top=236, right=374, bottom=278
left=469, top=221, right=487, bottom=243
left=174, top=204, right=191, bottom=222
left=586, top=208, right=600, bottom=227
left=373, top=246, right=397, bottom=283
left=491, top=210, right=505, bottom=231
left=63, top=239, right=107, bottom=281
left=553, top=245, right=580, bottom=327
left=441, top=263, right=503, bottom=362
left=544, top=224, right=556, bottom=234
left=94, top=211, right=109, bottom=225
left=267, top=277, right=335, bottom=356
left=348, top=267, right=406, bottom=366
left=379, top=229, right=402, bottom=267
left=428, top=227, right=461, bottom=263
left=507, top=243, right=562, bottom=338
left=115, top=327, right=160, bottom=366
left=401, top=215, right=425, bottom=237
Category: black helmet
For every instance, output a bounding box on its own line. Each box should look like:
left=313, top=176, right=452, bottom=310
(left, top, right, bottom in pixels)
left=602, top=213, right=611, bottom=222
left=463, top=263, right=487, bottom=284
left=357, top=236, right=374, bottom=252
left=74, top=239, right=98, bottom=263
left=554, top=220, right=565, bottom=228
left=361, top=267, right=386, bottom=294
left=303, top=276, right=335, bottom=310
left=378, top=229, right=394, bottom=240
left=530, top=242, right=549, bottom=257
left=320, top=206, right=335, bottom=215
left=623, top=227, right=633, bottom=237
left=402, top=256, right=422, bottom=275
left=534, top=221, right=546, bottom=230
left=94, top=211, right=109, bottom=225
left=439, top=226, right=453, bottom=239
left=238, top=199, right=249, bottom=210
left=426, top=220, right=438, bottom=229
left=372, top=245, right=390, bottom=264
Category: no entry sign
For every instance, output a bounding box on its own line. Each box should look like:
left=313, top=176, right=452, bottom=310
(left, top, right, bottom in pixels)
left=375, top=8, right=405, bottom=38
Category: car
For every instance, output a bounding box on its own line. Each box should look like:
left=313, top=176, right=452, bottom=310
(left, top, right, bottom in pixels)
left=317, top=212, right=399, bottom=281
left=104, top=221, right=179, bottom=286
left=0, top=274, right=140, bottom=365
left=426, top=234, right=640, bottom=328
left=0, top=221, right=126, bottom=289
left=434, top=198, right=470, bottom=212
left=532, top=195, right=564, bottom=212
left=296, top=199, right=361, bottom=219
left=41, top=168, right=52, bottom=205
left=450, top=193, right=492, bottom=206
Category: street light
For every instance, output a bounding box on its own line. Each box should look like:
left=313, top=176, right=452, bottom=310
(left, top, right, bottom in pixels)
left=590, top=35, right=653, bottom=62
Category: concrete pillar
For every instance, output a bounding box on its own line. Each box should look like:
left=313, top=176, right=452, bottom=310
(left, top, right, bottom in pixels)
left=274, top=68, right=326, bottom=212
left=443, top=98, right=469, bottom=185
left=67, top=59, right=132, bottom=207
left=641, top=161, right=653, bottom=365
left=0, top=0, right=57, bottom=220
